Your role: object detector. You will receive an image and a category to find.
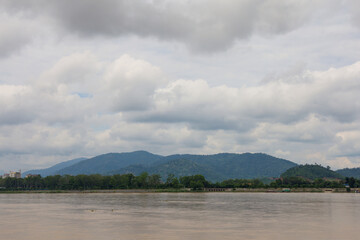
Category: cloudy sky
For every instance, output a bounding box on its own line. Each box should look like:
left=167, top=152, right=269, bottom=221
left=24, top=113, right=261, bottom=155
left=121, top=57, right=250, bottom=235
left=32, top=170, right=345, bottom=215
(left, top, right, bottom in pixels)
left=1, top=0, right=360, bottom=171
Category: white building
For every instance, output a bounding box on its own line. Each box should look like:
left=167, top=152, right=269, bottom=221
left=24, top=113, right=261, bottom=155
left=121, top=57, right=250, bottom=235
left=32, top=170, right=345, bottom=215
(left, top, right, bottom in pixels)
left=8, top=171, right=21, bottom=179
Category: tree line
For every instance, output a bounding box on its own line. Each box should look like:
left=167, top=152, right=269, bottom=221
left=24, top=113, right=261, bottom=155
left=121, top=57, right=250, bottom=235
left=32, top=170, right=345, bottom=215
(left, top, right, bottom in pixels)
left=0, top=173, right=355, bottom=191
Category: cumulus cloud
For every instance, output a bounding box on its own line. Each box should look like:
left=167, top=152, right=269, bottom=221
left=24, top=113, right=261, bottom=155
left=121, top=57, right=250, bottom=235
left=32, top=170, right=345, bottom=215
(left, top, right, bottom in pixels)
left=0, top=82, right=93, bottom=126
left=0, top=53, right=167, bottom=126
left=127, top=61, right=360, bottom=132
left=1, top=52, right=360, bottom=169
left=130, top=79, right=241, bottom=129
left=0, top=52, right=101, bottom=126
left=102, top=54, right=167, bottom=111
left=37, top=52, right=102, bottom=94
left=331, top=130, right=360, bottom=158
left=0, top=85, right=33, bottom=125
left=0, top=123, right=84, bottom=155
left=0, top=0, right=327, bottom=53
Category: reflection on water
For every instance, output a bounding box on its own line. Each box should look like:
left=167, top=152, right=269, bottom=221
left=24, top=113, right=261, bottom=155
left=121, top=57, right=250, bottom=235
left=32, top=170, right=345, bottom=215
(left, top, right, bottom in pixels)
left=0, top=193, right=360, bottom=240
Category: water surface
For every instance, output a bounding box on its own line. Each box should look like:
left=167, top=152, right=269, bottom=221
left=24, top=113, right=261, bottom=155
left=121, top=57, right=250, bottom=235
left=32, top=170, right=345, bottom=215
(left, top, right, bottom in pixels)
left=0, top=192, right=359, bottom=240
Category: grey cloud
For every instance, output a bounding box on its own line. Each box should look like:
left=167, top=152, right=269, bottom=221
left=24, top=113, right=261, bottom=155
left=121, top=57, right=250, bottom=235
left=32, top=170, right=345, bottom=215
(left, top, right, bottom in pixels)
left=129, top=113, right=249, bottom=131
left=0, top=18, right=31, bottom=58
left=56, top=0, right=190, bottom=38
left=1, top=0, right=323, bottom=53
left=56, top=0, right=320, bottom=52
left=0, top=109, right=34, bottom=126
left=349, top=0, right=360, bottom=28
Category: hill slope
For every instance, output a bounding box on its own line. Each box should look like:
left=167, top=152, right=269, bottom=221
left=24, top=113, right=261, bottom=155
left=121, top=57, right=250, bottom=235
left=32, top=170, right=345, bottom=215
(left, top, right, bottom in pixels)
left=23, top=158, right=87, bottom=177
left=109, top=152, right=297, bottom=182
left=110, top=158, right=224, bottom=182
left=336, top=168, right=360, bottom=179
left=281, top=164, right=344, bottom=180
left=56, top=151, right=163, bottom=175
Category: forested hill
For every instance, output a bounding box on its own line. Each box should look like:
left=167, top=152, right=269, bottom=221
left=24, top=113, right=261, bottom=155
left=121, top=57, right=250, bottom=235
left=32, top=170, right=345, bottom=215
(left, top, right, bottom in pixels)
left=281, top=164, right=344, bottom=180
left=25, top=151, right=297, bottom=182
left=336, top=168, right=360, bottom=179
left=109, top=158, right=225, bottom=182
left=110, top=153, right=297, bottom=182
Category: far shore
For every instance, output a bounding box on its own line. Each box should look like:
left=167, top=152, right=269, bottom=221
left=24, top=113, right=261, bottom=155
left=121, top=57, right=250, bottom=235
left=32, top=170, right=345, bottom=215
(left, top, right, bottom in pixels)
left=1, top=187, right=358, bottom=194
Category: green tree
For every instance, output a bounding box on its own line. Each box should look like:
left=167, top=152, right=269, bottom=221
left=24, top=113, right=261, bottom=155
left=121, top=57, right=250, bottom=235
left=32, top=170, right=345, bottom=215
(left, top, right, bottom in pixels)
left=166, top=174, right=180, bottom=188
left=135, top=172, right=149, bottom=188
left=148, top=174, right=162, bottom=188
left=190, top=180, right=204, bottom=190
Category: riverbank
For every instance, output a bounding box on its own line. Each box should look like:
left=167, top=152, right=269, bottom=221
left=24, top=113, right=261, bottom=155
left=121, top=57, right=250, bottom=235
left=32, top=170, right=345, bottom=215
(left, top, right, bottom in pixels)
left=1, top=187, right=358, bottom=194
left=0, top=189, right=189, bottom=194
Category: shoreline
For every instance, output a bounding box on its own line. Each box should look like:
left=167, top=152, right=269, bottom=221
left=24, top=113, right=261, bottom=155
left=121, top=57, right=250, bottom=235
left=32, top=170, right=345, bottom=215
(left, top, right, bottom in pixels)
left=0, top=187, right=356, bottom=194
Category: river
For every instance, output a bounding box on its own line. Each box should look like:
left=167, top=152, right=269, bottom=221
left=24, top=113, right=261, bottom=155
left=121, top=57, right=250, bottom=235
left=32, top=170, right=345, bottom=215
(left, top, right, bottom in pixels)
left=0, top=192, right=359, bottom=240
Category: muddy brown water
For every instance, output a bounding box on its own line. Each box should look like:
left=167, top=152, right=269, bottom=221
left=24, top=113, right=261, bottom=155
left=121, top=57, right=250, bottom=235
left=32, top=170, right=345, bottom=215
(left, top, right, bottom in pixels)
left=0, top=192, right=359, bottom=240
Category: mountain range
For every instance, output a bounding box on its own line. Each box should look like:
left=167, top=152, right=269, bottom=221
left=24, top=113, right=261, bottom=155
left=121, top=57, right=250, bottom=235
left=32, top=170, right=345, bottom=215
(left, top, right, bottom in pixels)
left=336, top=168, right=360, bottom=179
left=24, top=151, right=296, bottom=182
left=23, top=150, right=360, bottom=182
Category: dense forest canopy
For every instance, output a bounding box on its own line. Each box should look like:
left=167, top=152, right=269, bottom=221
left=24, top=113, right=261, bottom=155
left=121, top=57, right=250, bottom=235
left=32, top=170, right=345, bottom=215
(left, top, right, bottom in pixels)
left=0, top=172, right=352, bottom=191
left=280, top=164, right=344, bottom=180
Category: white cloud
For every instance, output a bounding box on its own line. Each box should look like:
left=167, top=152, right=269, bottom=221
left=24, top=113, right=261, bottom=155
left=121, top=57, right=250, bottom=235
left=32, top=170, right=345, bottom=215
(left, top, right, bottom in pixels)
left=102, top=54, right=167, bottom=111
left=1, top=53, right=360, bottom=169
left=330, top=130, right=360, bottom=158
left=128, top=61, right=360, bottom=131
left=38, top=52, right=102, bottom=87
left=0, top=53, right=101, bottom=126
left=0, top=123, right=84, bottom=155
left=0, top=85, right=32, bottom=125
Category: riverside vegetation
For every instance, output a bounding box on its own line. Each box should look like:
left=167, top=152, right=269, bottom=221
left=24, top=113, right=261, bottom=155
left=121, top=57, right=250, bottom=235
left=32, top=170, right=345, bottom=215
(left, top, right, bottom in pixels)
left=5, top=159, right=360, bottom=192
left=1, top=172, right=358, bottom=192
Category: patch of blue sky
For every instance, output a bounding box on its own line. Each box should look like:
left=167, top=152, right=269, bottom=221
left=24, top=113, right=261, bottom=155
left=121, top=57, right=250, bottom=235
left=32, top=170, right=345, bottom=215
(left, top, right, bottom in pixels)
left=91, top=125, right=110, bottom=132
left=74, top=92, right=93, bottom=98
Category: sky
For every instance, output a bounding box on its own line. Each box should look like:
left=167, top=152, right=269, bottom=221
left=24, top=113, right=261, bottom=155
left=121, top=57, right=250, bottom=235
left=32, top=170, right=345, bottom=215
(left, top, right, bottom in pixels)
left=1, top=0, right=360, bottom=171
